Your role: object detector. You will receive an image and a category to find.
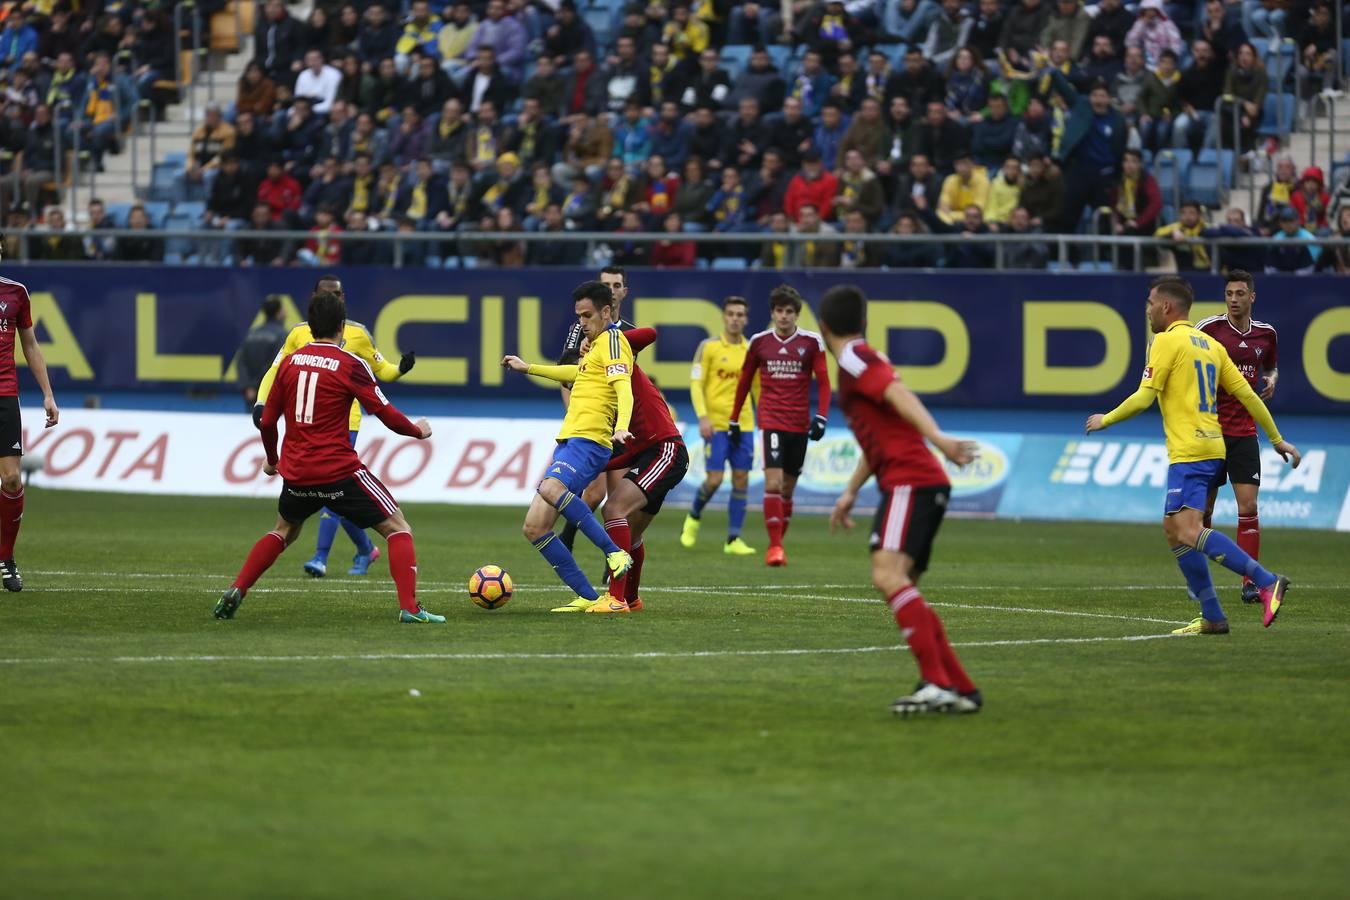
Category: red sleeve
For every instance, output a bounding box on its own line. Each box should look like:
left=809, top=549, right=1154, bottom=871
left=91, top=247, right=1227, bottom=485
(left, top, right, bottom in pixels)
left=1266, top=329, right=1278, bottom=370
left=813, top=345, right=832, bottom=419
left=854, top=358, right=896, bottom=402
left=1138, top=174, right=1163, bottom=230
left=624, top=327, right=657, bottom=354
left=16, top=287, right=31, bottom=330
left=259, top=360, right=287, bottom=465
left=731, top=337, right=760, bottom=422
left=349, top=358, right=421, bottom=438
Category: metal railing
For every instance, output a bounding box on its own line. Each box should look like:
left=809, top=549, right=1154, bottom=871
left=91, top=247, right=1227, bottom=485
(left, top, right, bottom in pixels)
left=1308, top=92, right=1338, bottom=169
left=4, top=227, right=1346, bottom=276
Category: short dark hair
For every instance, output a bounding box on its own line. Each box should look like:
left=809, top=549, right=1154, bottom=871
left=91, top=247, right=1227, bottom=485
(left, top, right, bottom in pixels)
left=1124, top=148, right=1143, bottom=162
left=1180, top=200, right=1201, bottom=213
left=307, top=289, right=347, bottom=339
left=261, top=294, right=284, bottom=320
left=599, top=264, right=626, bottom=285
left=820, top=285, right=866, bottom=336
left=1225, top=269, right=1255, bottom=293
left=1150, top=275, right=1194, bottom=311
left=769, top=283, right=804, bottom=313
left=572, top=280, right=615, bottom=313
left=723, top=295, right=748, bottom=311
left=314, top=274, right=343, bottom=296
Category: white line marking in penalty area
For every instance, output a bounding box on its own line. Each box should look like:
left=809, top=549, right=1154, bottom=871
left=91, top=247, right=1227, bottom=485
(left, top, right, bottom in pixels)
left=772, top=593, right=1190, bottom=626
left=0, top=633, right=1187, bottom=666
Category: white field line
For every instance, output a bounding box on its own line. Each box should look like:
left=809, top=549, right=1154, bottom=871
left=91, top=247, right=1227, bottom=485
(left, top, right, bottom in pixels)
left=12, top=583, right=1191, bottom=625
left=24, top=572, right=1349, bottom=592
left=0, top=633, right=1186, bottom=666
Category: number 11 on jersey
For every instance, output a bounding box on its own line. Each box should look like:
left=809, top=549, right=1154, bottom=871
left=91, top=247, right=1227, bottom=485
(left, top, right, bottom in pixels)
left=295, top=371, right=320, bottom=424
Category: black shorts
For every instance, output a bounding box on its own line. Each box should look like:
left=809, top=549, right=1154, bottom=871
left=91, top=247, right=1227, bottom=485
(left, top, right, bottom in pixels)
left=278, top=468, right=399, bottom=529
left=1211, top=434, right=1261, bottom=487
left=869, top=485, right=950, bottom=576
left=763, top=429, right=808, bottom=477
left=0, top=396, right=19, bottom=457
left=621, top=439, right=689, bottom=514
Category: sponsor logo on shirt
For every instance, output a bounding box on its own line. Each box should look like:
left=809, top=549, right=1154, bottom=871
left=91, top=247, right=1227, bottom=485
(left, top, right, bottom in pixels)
left=606, top=363, right=629, bottom=377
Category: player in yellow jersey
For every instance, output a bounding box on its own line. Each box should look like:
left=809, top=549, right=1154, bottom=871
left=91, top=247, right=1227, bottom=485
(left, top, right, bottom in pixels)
left=1086, top=277, right=1299, bottom=635
left=680, top=296, right=758, bottom=555
left=252, top=276, right=416, bottom=578
left=501, top=280, right=635, bottom=607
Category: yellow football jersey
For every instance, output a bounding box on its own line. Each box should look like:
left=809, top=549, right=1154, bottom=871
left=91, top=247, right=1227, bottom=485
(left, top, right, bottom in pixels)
left=690, top=334, right=756, bottom=431
left=558, top=324, right=634, bottom=449
left=256, top=321, right=402, bottom=431
left=1138, top=321, right=1279, bottom=463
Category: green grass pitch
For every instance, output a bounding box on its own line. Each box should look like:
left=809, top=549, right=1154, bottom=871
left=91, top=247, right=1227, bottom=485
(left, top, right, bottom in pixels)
left=1, top=490, right=1347, bottom=899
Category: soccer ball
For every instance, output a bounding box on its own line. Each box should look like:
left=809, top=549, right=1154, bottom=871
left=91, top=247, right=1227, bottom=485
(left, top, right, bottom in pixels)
left=468, top=565, right=513, bottom=610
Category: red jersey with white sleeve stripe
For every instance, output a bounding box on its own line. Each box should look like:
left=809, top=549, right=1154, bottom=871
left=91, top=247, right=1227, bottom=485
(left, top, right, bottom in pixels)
left=609, top=327, right=680, bottom=468
left=837, top=339, right=949, bottom=491
left=1196, top=315, right=1278, bottom=438
left=730, top=327, right=831, bottom=432
left=259, top=341, right=421, bottom=484
left=0, top=276, right=33, bottom=397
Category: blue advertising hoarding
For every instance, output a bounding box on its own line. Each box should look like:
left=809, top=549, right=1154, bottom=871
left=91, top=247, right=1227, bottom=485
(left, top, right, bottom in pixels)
left=9, top=266, right=1350, bottom=414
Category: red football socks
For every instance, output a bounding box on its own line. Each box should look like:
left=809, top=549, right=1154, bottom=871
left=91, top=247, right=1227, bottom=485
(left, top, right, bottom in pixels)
left=1237, top=514, right=1260, bottom=585
left=781, top=497, right=794, bottom=538
left=763, top=492, right=784, bottom=549
left=386, top=531, right=420, bottom=613
left=0, top=487, right=23, bottom=559
left=889, top=586, right=951, bottom=689
left=927, top=605, right=976, bottom=695
left=624, top=539, right=645, bottom=602
left=604, top=518, right=632, bottom=601
left=232, top=531, right=287, bottom=592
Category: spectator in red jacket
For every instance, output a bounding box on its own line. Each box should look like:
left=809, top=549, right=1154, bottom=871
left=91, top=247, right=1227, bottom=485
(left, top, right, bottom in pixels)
left=651, top=211, right=697, bottom=267
left=1108, top=149, right=1162, bottom=269
left=1289, top=165, right=1330, bottom=231
left=1108, top=149, right=1162, bottom=236
left=783, top=148, right=838, bottom=223
left=299, top=206, right=342, bottom=266
left=257, top=160, right=302, bottom=226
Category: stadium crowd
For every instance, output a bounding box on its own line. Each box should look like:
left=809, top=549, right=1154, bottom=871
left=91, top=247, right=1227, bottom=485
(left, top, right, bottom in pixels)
left=7, top=0, right=1350, bottom=272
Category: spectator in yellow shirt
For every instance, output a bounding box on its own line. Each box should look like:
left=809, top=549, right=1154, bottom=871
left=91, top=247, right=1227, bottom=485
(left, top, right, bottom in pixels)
left=937, top=153, right=990, bottom=223
left=663, top=2, right=710, bottom=60
left=985, top=156, right=1023, bottom=226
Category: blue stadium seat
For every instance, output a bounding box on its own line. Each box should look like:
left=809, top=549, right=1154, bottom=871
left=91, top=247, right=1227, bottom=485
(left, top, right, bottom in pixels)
left=582, top=7, right=612, bottom=48
left=142, top=200, right=171, bottom=228
left=711, top=256, right=748, bottom=270
left=1187, top=160, right=1222, bottom=207
left=1195, top=148, right=1235, bottom=188
left=767, top=45, right=792, bottom=72
left=1151, top=150, right=1191, bottom=206
left=162, top=213, right=197, bottom=259
left=149, top=161, right=182, bottom=202
left=173, top=200, right=206, bottom=221
left=721, top=45, right=751, bottom=79
left=1256, top=93, right=1295, bottom=138
left=105, top=202, right=131, bottom=227
left=162, top=151, right=188, bottom=166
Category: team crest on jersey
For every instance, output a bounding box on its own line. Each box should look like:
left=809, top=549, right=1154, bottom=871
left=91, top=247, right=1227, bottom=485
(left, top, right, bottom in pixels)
left=1254, top=348, right=1262, bottom=357
left=797, top=347, right=807, bottom=356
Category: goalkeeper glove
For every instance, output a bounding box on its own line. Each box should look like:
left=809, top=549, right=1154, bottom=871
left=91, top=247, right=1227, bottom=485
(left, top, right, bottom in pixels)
left=808, top=415, right=827, bottom=441
left=251, top=404, right=264, bottom=429
left=399, top=351, right=416, bottom=375
left=727, top=421, right=741, bottom=444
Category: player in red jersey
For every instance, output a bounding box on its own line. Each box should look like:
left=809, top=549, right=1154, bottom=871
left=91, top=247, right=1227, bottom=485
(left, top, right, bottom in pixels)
left=819, top=285, right=982, bottom=717
left=1196, top=269, right=1279, bottom=606
left=215, top=290, right=442, bottom=623
left=729, top=285, right=831, bottom=567
left=0, top=257, right=60, bottom=592
left=592, top=327, right=688, bottom=613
